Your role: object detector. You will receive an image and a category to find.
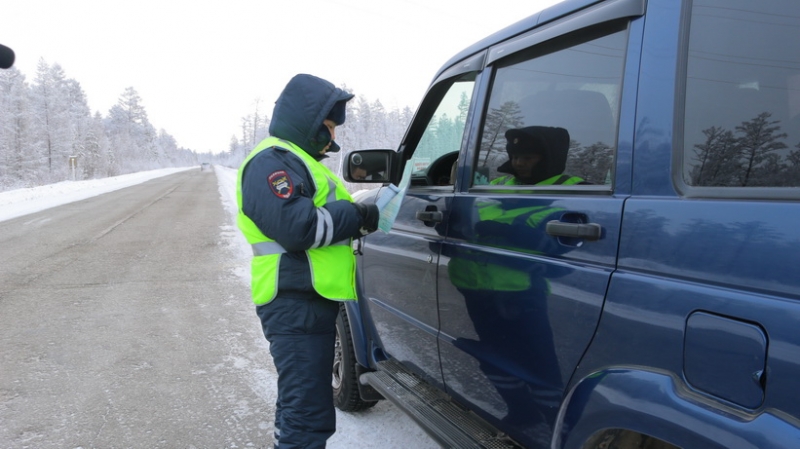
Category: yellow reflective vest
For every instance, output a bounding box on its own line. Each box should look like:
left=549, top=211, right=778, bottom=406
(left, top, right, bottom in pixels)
left=237, top=137, right=357, bottom=305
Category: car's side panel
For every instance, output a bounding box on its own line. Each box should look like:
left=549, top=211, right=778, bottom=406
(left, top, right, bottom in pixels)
left=556, top=369, right=800, bottom=449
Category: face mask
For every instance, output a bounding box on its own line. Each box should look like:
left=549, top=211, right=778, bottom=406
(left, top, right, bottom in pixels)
left=307, top=124, right=332, bottom=155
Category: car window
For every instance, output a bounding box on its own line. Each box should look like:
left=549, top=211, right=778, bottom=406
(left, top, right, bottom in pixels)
left=474, top=25, right=628, bottom=188
left=683, top=0, right=800, bottom=188
left=408, top=74, right=475, bottom=187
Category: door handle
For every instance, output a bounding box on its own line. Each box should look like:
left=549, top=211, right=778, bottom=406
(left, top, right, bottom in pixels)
left=545, top=220, right=602, bottom=241
left=416, top=208, right=443, bottom=223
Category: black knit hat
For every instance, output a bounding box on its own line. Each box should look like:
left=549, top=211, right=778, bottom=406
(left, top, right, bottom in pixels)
left=497, top=126, right=571, bottom=179
left=505, top=127, right=549, bottom=156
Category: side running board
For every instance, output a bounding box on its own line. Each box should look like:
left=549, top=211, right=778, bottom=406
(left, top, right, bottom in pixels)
left=359, top=358, right=522, bottom=449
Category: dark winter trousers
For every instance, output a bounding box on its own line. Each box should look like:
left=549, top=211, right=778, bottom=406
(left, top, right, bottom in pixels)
left=256, top=294, right=340, bottom=449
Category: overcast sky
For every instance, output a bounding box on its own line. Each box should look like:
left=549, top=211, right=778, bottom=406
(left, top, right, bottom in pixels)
left=2, top=0, right=563, bottom=154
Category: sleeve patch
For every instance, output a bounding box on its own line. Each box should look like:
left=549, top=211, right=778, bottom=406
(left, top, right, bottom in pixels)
left=268, top=170, right=294, bottom=199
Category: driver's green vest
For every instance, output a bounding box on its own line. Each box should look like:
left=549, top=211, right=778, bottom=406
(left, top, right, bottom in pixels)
left=448, top=203, right=555, bottom=292
left=237, top=137, right=356, bottom=305
left=491, top=173, right=584, bottom=186
left=449, top=172, right=579, bottom=291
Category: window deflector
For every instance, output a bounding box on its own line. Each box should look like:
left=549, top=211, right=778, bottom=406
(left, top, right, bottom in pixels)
left=486, top=0, right=644, bottom=66
left=434, top=51, right=486, bottom=86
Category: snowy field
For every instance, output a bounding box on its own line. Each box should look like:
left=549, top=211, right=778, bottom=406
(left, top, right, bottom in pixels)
left=0, top=166, right=436, bottom=449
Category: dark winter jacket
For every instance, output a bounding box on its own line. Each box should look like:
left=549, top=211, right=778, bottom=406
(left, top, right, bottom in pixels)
left=240, top=74, right=362, bottom=300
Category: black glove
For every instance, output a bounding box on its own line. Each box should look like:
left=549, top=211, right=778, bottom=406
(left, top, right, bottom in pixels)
left=352, top=203, right=379, bottom=235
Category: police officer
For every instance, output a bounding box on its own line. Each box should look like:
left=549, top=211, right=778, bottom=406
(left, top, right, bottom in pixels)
left=237, top=73, right=379, bottom=449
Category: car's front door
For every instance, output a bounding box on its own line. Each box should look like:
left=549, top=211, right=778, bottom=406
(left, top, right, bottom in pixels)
left=359, top=70, right=479, bottom=388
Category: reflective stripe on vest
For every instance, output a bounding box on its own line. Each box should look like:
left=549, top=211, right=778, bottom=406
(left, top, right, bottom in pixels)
left=237, top=136, right=357, bottom=304
left=252, top=238, right=351, bottom=256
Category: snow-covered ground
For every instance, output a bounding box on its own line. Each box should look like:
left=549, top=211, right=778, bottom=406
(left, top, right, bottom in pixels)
left=0, top=166, right=436, bottom=448
left=0, top=167, right=196, bottom=222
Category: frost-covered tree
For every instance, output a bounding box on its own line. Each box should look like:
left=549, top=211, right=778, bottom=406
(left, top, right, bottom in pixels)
left=29, top=59, right=74, bottom=181
left=0, top=67, right=35, bottom=188
left=777, top=143, right=800, bottom=186
left=353, top=95, right=375, bottom=148
left=689, top=126, right=740, bottom=186
left=63, top=78, right=92, bottom=179
left=81, top=112, right=109, bottom=178
left=0, top=62, right=195, bottom=191
left=565, top=142, right=614, bottom=185
left=106, top=87, right=159, bottom=170
left=735, top=112, right=787, bottom=186
left=370, top=99, right=388, bottom=148
left=480, top=101, right=524, bottom=170
left=688, top=113, right=797, bottom=187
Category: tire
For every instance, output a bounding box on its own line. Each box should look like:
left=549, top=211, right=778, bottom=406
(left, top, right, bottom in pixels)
left=333, top=302, right=378, bottom=412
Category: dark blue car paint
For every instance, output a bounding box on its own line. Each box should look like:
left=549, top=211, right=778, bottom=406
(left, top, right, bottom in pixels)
left=344, top=0, right=800, bottom=447
left=558, top=369, right=800, bottom=449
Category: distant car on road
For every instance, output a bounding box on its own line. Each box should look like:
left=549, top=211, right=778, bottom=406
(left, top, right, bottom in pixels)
left=200, top=162, right=212, bottom=172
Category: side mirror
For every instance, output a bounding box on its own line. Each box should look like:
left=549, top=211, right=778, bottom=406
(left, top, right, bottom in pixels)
left=344, top=150, right=392, bottom=183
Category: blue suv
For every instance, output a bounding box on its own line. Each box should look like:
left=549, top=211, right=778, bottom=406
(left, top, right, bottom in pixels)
left=334, top=0, right=800, bottom=447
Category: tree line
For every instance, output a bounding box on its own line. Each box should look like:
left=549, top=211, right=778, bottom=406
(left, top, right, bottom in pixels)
left=0, top=60, right=417, bottom=194
left=0, top=60, right=197, bottom=192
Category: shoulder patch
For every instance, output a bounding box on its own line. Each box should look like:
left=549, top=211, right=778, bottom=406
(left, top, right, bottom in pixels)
left=268, top=170, right=293, bottom=199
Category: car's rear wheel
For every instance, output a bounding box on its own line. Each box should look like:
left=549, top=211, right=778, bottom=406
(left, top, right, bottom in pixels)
left=333, top=303, right=378, bottom=412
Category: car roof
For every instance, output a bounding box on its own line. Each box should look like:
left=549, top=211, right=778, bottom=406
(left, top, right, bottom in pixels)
left=431, top=0, right=603, bottom=82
